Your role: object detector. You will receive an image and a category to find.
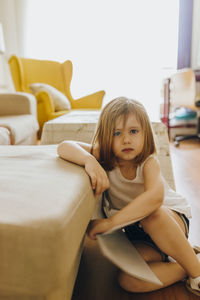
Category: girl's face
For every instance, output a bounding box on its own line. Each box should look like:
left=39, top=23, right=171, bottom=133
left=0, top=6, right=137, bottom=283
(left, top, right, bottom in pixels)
left=112, top=113, right=144, bottom=164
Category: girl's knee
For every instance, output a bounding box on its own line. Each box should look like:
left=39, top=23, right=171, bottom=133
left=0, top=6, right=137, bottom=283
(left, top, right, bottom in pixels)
left=118, top=271, right=144, bottom=293
left=141, top=207, right=164, bottom=230
left=118, top=271, right=162, bottom=293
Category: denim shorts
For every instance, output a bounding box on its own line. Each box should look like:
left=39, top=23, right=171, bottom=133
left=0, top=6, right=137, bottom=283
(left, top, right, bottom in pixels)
left=123, top=212, right=190, bottom=262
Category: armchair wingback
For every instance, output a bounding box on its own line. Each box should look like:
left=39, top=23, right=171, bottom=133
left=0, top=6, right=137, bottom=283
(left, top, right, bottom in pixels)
left=9, top=55, right=105, bottom=131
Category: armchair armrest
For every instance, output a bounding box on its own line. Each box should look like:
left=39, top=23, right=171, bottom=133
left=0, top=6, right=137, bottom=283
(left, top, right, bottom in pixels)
left=49, top=111, right=69, bottom=120
left=0, top=92, right=37, bottom=117
left=70, top=90, right=105, bottom=109
left=35, top=90, right=55, bottom=117
left=34, top=90, right=58, bottom=130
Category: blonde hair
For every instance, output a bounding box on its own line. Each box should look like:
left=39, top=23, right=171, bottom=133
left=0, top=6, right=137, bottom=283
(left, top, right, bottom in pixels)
left=92, top=97, right=156, bottom=170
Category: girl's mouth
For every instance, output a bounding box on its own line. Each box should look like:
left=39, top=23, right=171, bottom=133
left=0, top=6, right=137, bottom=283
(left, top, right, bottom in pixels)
left=122, top=148, right=133, bottom=152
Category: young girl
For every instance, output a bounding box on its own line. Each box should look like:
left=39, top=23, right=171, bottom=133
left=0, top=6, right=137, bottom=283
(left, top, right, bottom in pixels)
left=57, top=97, right=200, bottom=295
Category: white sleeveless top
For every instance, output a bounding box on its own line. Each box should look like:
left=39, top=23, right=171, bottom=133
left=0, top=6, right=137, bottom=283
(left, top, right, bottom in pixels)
left=105, top=156, right=192, bottom=218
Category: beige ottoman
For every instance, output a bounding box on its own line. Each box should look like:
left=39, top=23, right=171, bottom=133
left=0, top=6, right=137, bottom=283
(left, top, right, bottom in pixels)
left=40, top=110, right=100, bottom=145
left=0, top=145, right=96, bottom=300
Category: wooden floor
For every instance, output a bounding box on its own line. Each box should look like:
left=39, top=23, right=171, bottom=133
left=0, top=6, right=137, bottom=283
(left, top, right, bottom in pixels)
left=72, top=140, right=200, bottom=300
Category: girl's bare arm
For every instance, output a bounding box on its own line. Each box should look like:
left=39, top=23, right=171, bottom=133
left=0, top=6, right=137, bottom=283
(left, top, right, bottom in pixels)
left=57, top=141, right=109, bottom=196
left=57, top=140, right=93, bottom=165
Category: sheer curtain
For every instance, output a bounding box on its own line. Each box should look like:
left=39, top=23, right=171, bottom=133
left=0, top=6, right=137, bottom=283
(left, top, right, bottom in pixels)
left=23, top=0, right=179, bottom=120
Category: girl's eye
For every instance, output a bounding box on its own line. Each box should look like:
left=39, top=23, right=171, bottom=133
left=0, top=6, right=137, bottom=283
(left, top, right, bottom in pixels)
left=113, top=131, right=121, bottom=136
left=130, top=129, right=138, bottom=134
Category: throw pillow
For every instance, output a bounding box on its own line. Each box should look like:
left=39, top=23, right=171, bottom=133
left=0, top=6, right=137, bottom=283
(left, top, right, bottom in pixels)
left=29, top=83, right=71, bottom=111
left=0, top=127, right=11, bottom=145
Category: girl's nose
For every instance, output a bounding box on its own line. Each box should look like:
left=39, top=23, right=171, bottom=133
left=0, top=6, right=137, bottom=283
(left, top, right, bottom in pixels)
left=123, top=133, right=131, bottom=143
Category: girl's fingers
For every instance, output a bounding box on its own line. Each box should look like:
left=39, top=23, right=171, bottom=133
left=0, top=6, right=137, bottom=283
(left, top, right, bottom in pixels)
left=103, top=177, right=110, bottom=190
left=95, top=179, right=102, bottom=197
left=90, top=170, right=109, bottom=197
left=89, top=231, right=97, bottom=240
left=91, top=176, right=103, bottom=196
left=90, top=174, right=97, bottom=190
left=95, top=175, right=109, bottom=196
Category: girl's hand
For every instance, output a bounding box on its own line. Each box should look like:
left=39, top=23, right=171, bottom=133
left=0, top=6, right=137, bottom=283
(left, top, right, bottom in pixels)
left=87, top=218, right=113, bottom=239
left=85, top=156, right=110, bottom=197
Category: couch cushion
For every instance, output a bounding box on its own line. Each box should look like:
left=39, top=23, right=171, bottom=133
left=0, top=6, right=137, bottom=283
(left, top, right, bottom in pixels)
left=0, top=145, right=95, bottom=297
left=29, top=83, right=71, bottom=111
left=0, top=115, right=39, bottom=144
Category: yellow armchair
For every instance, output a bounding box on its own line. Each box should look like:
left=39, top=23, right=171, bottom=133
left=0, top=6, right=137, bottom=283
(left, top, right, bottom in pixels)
left=8, top=55, right=105, bottom=131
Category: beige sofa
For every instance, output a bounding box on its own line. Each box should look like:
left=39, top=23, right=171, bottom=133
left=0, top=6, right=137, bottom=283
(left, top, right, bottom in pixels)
left=0, top=92, right=39, bottom=145
left=0, top=145, right=96, bottom=300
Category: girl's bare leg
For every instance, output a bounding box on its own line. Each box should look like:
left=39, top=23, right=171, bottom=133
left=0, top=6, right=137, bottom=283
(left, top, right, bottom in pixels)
left=119, top=261, right=186, bottom=292
left=140, top=207, right=200, bottom=278
left=118, top=242, right=186, bottom=292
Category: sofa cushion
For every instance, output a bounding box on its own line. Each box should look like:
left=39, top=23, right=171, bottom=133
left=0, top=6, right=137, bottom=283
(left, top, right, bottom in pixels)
left=29, top=83, right=71, bottom=111
left=0, top=115, right=39, bottom=144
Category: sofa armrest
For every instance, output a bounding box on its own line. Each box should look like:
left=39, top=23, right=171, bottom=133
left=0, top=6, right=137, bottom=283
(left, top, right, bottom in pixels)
left=70, top=90, right=105, bottom=109
left=0, top=92, right=37, bottom=117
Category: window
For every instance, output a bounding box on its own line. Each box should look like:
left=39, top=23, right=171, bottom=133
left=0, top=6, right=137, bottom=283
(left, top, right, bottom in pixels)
left=23, top=0, right=179, bottom=120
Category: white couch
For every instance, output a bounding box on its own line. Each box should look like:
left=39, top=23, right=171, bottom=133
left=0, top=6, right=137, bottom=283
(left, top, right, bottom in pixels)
left=0, top=92, right=39, bottom=145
